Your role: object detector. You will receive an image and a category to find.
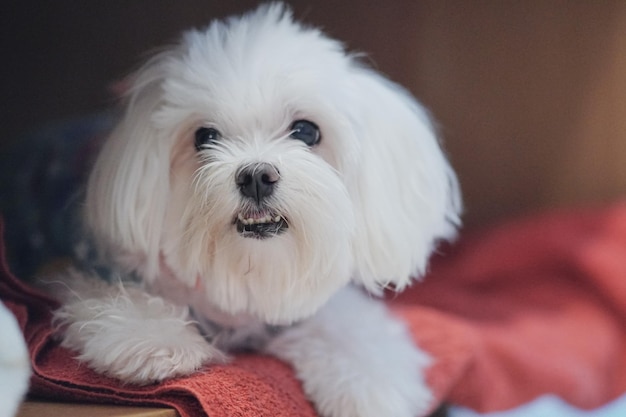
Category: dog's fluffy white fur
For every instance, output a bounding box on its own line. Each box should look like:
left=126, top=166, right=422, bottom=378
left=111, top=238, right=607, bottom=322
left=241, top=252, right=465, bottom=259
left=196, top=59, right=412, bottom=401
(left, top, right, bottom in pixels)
left=0, top=301, right=31, bottom=417
left=51, top=4, right=461, bottom=417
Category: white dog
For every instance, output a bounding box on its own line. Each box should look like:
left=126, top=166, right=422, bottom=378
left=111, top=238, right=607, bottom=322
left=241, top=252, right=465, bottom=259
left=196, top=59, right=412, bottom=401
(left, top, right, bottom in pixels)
left=51, top=4, right=461, bottom=417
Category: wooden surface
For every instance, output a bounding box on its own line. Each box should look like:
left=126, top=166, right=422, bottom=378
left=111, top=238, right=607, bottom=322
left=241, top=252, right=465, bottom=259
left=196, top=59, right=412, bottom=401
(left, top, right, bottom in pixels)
left=17, top=401, right=178, bottom=417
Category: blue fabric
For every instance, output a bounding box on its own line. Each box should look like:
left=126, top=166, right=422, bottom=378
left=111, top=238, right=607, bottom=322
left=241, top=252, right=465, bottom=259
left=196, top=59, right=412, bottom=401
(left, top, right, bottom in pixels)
left=0, top=114, right=115, bottom=279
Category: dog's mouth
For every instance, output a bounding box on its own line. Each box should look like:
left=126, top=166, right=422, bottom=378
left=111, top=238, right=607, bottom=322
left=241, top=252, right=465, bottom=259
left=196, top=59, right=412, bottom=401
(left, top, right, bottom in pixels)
left=235, top=210, right=288, bottom=239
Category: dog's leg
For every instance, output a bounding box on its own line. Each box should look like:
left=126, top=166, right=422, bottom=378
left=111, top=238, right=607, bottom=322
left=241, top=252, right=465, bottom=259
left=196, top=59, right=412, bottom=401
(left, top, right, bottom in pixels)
left=49, top=270, right=226, bottom=385
left=265, top=286, right=433, bottom=417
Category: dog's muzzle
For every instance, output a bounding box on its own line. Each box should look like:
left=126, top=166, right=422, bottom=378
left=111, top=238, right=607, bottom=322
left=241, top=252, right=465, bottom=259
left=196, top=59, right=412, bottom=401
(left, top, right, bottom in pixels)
left=235, top=163, right=288, bottom=239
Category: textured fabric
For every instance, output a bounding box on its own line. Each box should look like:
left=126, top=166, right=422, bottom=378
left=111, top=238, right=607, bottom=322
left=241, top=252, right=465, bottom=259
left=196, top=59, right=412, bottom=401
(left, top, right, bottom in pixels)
left=3, top=202, right=626, bottom=415
left=0, top=114, right=114, bottom=280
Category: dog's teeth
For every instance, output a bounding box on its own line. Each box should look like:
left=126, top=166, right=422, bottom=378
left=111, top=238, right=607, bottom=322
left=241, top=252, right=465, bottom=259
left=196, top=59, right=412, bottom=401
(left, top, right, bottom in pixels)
left=237, top=213, right=282, bottom=225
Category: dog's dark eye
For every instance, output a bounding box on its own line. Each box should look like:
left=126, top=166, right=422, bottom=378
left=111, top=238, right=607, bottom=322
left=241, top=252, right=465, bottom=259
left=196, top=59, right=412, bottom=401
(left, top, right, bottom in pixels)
left=289, top=120, right=321, bottom=146
left=194, top=127, right=221, bottom=151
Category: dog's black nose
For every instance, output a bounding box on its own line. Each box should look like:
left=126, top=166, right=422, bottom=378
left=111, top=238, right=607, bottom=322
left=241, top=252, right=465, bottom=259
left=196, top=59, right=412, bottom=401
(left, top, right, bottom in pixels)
left=236, top=163, right=280, bottom=203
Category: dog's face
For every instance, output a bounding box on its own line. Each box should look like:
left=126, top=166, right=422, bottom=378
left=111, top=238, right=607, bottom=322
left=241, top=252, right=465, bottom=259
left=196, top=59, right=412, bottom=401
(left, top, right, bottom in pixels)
left=86, top=4, right=461, bottom=325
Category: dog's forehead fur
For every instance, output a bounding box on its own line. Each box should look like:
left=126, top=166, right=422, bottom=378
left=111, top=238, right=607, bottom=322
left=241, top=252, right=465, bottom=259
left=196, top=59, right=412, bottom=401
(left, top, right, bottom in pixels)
left=156, top=4, right=352, bottom=136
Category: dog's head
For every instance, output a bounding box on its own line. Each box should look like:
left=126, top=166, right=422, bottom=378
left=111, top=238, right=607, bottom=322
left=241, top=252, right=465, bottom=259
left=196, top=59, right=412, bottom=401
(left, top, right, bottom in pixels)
left=86, top=3, right=461, bottom=324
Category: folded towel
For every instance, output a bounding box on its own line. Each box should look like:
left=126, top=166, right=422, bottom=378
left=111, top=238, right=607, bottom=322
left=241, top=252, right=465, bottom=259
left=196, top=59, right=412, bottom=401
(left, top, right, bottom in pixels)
left=2, top=202, right=626, bottom=416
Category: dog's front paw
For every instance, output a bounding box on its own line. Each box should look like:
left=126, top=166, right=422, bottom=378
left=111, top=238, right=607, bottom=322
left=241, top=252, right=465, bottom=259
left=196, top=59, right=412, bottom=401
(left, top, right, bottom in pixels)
left=291, top=356, right=432, bottom=417
left=311, top=370, right=432, bottom=417
left=54, top=289, right=227, bottom=385
left=72, top=321, right=224, bottom=385
left=266, top=286, right=433, bottom=417
left=277, top=350, right=433, bottom=417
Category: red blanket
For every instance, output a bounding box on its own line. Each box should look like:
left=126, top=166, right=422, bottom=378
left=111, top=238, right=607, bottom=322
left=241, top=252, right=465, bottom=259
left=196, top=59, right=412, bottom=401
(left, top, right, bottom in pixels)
left=3, top=202, right=626, bottom=416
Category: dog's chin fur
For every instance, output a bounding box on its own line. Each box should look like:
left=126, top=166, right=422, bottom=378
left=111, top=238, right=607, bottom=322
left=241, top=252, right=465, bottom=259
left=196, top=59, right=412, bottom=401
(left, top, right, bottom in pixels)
left=50, top=3, right=462, bottom=417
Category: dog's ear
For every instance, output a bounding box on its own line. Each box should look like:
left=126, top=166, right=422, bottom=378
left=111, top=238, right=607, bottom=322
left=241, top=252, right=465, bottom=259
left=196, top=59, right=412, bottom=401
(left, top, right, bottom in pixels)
left=347, top=68, right=462, bottom=292
left=84, top=57, right=173, bottom=280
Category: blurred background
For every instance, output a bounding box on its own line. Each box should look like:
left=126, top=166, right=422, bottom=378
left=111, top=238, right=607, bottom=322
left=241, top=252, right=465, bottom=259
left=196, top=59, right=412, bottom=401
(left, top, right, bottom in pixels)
left=3, top=0, right=626, bottom=228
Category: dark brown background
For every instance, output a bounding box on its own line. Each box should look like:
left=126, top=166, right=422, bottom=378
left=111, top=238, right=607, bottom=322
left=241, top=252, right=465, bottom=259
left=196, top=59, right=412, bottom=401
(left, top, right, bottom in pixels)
left=3, top=0, right=626, bottom=227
